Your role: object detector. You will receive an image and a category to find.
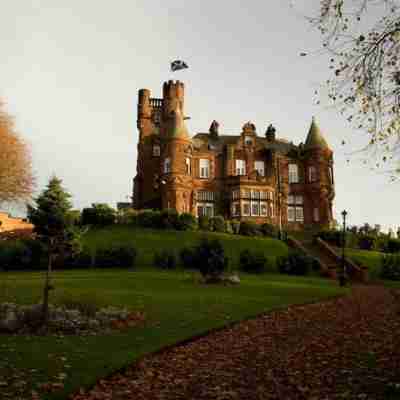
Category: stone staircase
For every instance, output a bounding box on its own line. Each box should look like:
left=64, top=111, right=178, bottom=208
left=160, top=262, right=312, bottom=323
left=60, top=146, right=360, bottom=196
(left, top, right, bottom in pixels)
left=286, top=235, right=368, bottom=283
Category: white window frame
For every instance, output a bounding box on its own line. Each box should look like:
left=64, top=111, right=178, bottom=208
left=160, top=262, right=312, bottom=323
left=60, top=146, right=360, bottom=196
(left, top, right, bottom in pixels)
left=236, top=159, right=246, bottom=176
left=295, top=207, right=304, bottom=222
left=153, top=145, right=160, bottom=157
left=254, top=161, right=265, bottom=176
left=232, top=202, right=241, bottom=217
left=199, top=159, right=210, bottom=179
left=289, top=164, right=299, bottom=184
left=251, top=202, right=260, bottom=216
left=260, top=202, right=268, bottom=216
left=164, top=157, right=171, bottom=174
left=242, top=202, right=250, bottom=216
left=288, top=206, right=295, bottom=222
left=197, top=203, right=214, bottom=217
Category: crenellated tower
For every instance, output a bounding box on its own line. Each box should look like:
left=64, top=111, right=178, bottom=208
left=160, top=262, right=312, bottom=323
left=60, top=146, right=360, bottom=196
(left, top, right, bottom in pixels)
left=160, top=81, right=193, bottom=213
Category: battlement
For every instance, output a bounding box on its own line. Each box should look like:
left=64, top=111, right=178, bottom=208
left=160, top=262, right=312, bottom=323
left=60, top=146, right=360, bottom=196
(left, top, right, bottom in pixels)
left=150, top=98, right=163, bottom=109
left=163, top=80, right=184, bottom=99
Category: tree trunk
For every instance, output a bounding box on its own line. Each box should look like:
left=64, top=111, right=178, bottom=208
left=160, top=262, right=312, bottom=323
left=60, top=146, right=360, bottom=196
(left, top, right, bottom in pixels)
left=42, top=246, right=54, bottom=328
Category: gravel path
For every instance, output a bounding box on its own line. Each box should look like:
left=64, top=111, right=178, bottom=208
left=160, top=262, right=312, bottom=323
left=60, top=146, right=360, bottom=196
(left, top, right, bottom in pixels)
left=72, top=286, right=400, bottom=400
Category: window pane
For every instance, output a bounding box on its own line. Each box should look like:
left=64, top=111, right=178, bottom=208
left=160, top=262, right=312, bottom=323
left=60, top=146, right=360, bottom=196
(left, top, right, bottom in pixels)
left=314, top=207, right=319, bottom=222
left=289, top=164, right=299, bottom=184
left=260, top=202, right=268, bottom=216
left=295, top=195, right=303, bottom=205
left=288, top=195, right=294, bottom=204
left=255, top=161, right=265, bottom=176
left=153, top=145, right=160, bottom=157
left=295, top=207, right=304, bottom=222
left=288, top=206, right=295, bottom=222
left=236, top=159, right=246, bottom=175
left=251, top=202, right=259, bottom=216
left=243, top=202, right=250, bottom=216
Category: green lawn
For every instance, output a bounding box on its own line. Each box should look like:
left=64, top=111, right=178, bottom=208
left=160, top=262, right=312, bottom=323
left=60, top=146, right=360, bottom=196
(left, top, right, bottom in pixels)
left=83, top=226, right=289, bottom=271
left=0, top=269, right=346, bottom=399
left=346, top=248, right=384, bottom=279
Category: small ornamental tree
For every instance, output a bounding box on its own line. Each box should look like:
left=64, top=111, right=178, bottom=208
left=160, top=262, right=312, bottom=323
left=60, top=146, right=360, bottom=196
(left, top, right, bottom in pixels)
left=27, top=177, right=80, bottom=326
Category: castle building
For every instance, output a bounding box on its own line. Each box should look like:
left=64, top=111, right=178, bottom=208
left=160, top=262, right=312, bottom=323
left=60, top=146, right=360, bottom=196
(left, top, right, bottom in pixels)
left=133, top=81, right=335, bottom=230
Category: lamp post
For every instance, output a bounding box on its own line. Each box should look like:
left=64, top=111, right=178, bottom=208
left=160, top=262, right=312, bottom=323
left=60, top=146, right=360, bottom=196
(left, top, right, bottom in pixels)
left=339, top=210, right=348, bottom=287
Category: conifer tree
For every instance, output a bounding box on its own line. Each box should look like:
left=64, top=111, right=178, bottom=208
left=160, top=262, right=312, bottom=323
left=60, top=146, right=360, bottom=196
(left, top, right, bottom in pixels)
left=28, top=177, right=79, bottom=326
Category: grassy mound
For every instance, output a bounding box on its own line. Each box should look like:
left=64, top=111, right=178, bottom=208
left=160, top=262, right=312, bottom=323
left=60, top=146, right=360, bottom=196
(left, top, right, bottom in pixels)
left=83, top=226, right=289, bottom=271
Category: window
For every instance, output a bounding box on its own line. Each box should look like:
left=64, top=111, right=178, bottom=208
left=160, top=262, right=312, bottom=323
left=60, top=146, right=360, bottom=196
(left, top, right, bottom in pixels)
left=270, top=202, right=274, bottom=218
left=289, top=164, right=299, bottom=184
left=164, top=157, right=171, bottom=173
left=251, top=190, right=260, bottom=200
left=232, top=189, right=240, bottom=200
left=199, top=159, right=210, bottom=178
left=328, top=167, right=334, bottom=184
left=197, top=191, right=214, bottom=201
left=232, top=202, right=241, bottom=216
left=254, top=161, right=265, bottom=176
left=236, top=159, right=246, bottom=176
left=287, top=194, right=304, bottom=223
left=314, top=207, right=320, bottom=222
left=260, top=191, right=267, bottom=200
left=251, top=202, right=260, bottom=216
left=260, top=202, right=268, bottom=216
left=309, top=166, right=317, bottom=183
left=245, top=136, right=253, bottom=146
left=242, top=202, right=250, bottom=216
left=197, top=204, right=214, bottom=217
left=185, top=157, right=191, bottom=175
left=153, top=145, right=160, bottom=157
left=241, top=189, right=251, bottom=199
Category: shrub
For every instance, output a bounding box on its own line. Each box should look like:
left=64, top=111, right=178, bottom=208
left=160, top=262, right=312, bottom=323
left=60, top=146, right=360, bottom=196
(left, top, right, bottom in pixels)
left=210, top=216, right=225, bottom=233
left=380, top=254, right=400, bottom=281
left=154, top=250, right=176, bottom=269
left=177, top=213, right=197, bottom=231
left=198, top=216, right=211, bottom=231
left=179, top=247, right=197, bottom=269
left=81, top=203, right=116, bottom=226
left=239, top=249, right=268, bottom=273
left=358, top=235, right=376, bottom=251
left=224, top=220, right=234, bottom=234
left=316, top=229, right=343, bottom=246
left=196, top=239, right=228, bottom=281
left=180, top=239, right=228, bottom=281
left=239, top=221, right=262, bottom=237
left=135, top=210, right=161, bottom=228
left=385, top=239, right=400, bottom=254
left=260, top=223, right=278, bottom=238
left=231, top=220, right=240, bottom=235
left=0, top=240, right=33, bottom=271
left=159, top=209, right=179, bottom=230
left=94, top=246, right=137, bottom=268
left=277, top=251, right=311, bottom=276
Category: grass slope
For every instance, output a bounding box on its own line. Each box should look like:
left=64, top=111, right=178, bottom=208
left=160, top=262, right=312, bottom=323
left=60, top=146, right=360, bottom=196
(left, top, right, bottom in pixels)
left=346, top=248, right=383, bottom=279
left=0, top=269, right=345, bottom=399
left=83, top=226, right=289, bottom=271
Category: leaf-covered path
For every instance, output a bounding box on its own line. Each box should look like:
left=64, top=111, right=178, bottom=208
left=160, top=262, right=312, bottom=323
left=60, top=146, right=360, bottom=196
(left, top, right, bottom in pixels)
left=72, top=286, right=400, bottom=400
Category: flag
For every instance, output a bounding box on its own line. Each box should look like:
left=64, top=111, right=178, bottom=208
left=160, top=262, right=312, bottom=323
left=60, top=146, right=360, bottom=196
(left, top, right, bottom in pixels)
left=171, top=60, right=188, bottom=72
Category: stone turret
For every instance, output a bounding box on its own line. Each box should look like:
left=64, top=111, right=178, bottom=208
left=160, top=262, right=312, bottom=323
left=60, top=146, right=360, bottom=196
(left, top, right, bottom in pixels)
left=304, top=117, right=330, bottom=150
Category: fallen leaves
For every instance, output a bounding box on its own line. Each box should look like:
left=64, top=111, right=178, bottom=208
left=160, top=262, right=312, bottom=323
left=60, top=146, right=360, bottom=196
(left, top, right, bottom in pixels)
left=70, top=285, right=400, bottom=400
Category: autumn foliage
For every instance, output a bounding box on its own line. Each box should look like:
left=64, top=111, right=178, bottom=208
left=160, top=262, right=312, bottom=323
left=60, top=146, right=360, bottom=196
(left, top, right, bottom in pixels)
left=0, top=102, right=34, bottom=203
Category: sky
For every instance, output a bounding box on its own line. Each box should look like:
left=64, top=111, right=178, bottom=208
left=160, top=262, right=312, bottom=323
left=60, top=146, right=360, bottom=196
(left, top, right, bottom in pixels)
left=0, top=0, right=398, bottom=231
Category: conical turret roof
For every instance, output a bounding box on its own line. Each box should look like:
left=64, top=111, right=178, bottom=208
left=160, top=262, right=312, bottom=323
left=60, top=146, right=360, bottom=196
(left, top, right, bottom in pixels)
left=304, top=117, right=330, bottom=150
left=167, top=102, right=190, bottom=139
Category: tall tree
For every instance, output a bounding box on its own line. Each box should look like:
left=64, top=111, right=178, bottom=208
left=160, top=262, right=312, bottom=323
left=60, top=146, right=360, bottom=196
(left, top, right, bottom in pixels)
left=28, top=177, right=79, bottom=326
left=0, top=102, right=34, bottom=202
left=300, top=1, right=400, bottom=177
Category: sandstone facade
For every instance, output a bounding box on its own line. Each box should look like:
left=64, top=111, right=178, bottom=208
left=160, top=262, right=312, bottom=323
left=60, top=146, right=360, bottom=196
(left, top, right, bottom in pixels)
left=133, top=81, right=335, bottom=230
